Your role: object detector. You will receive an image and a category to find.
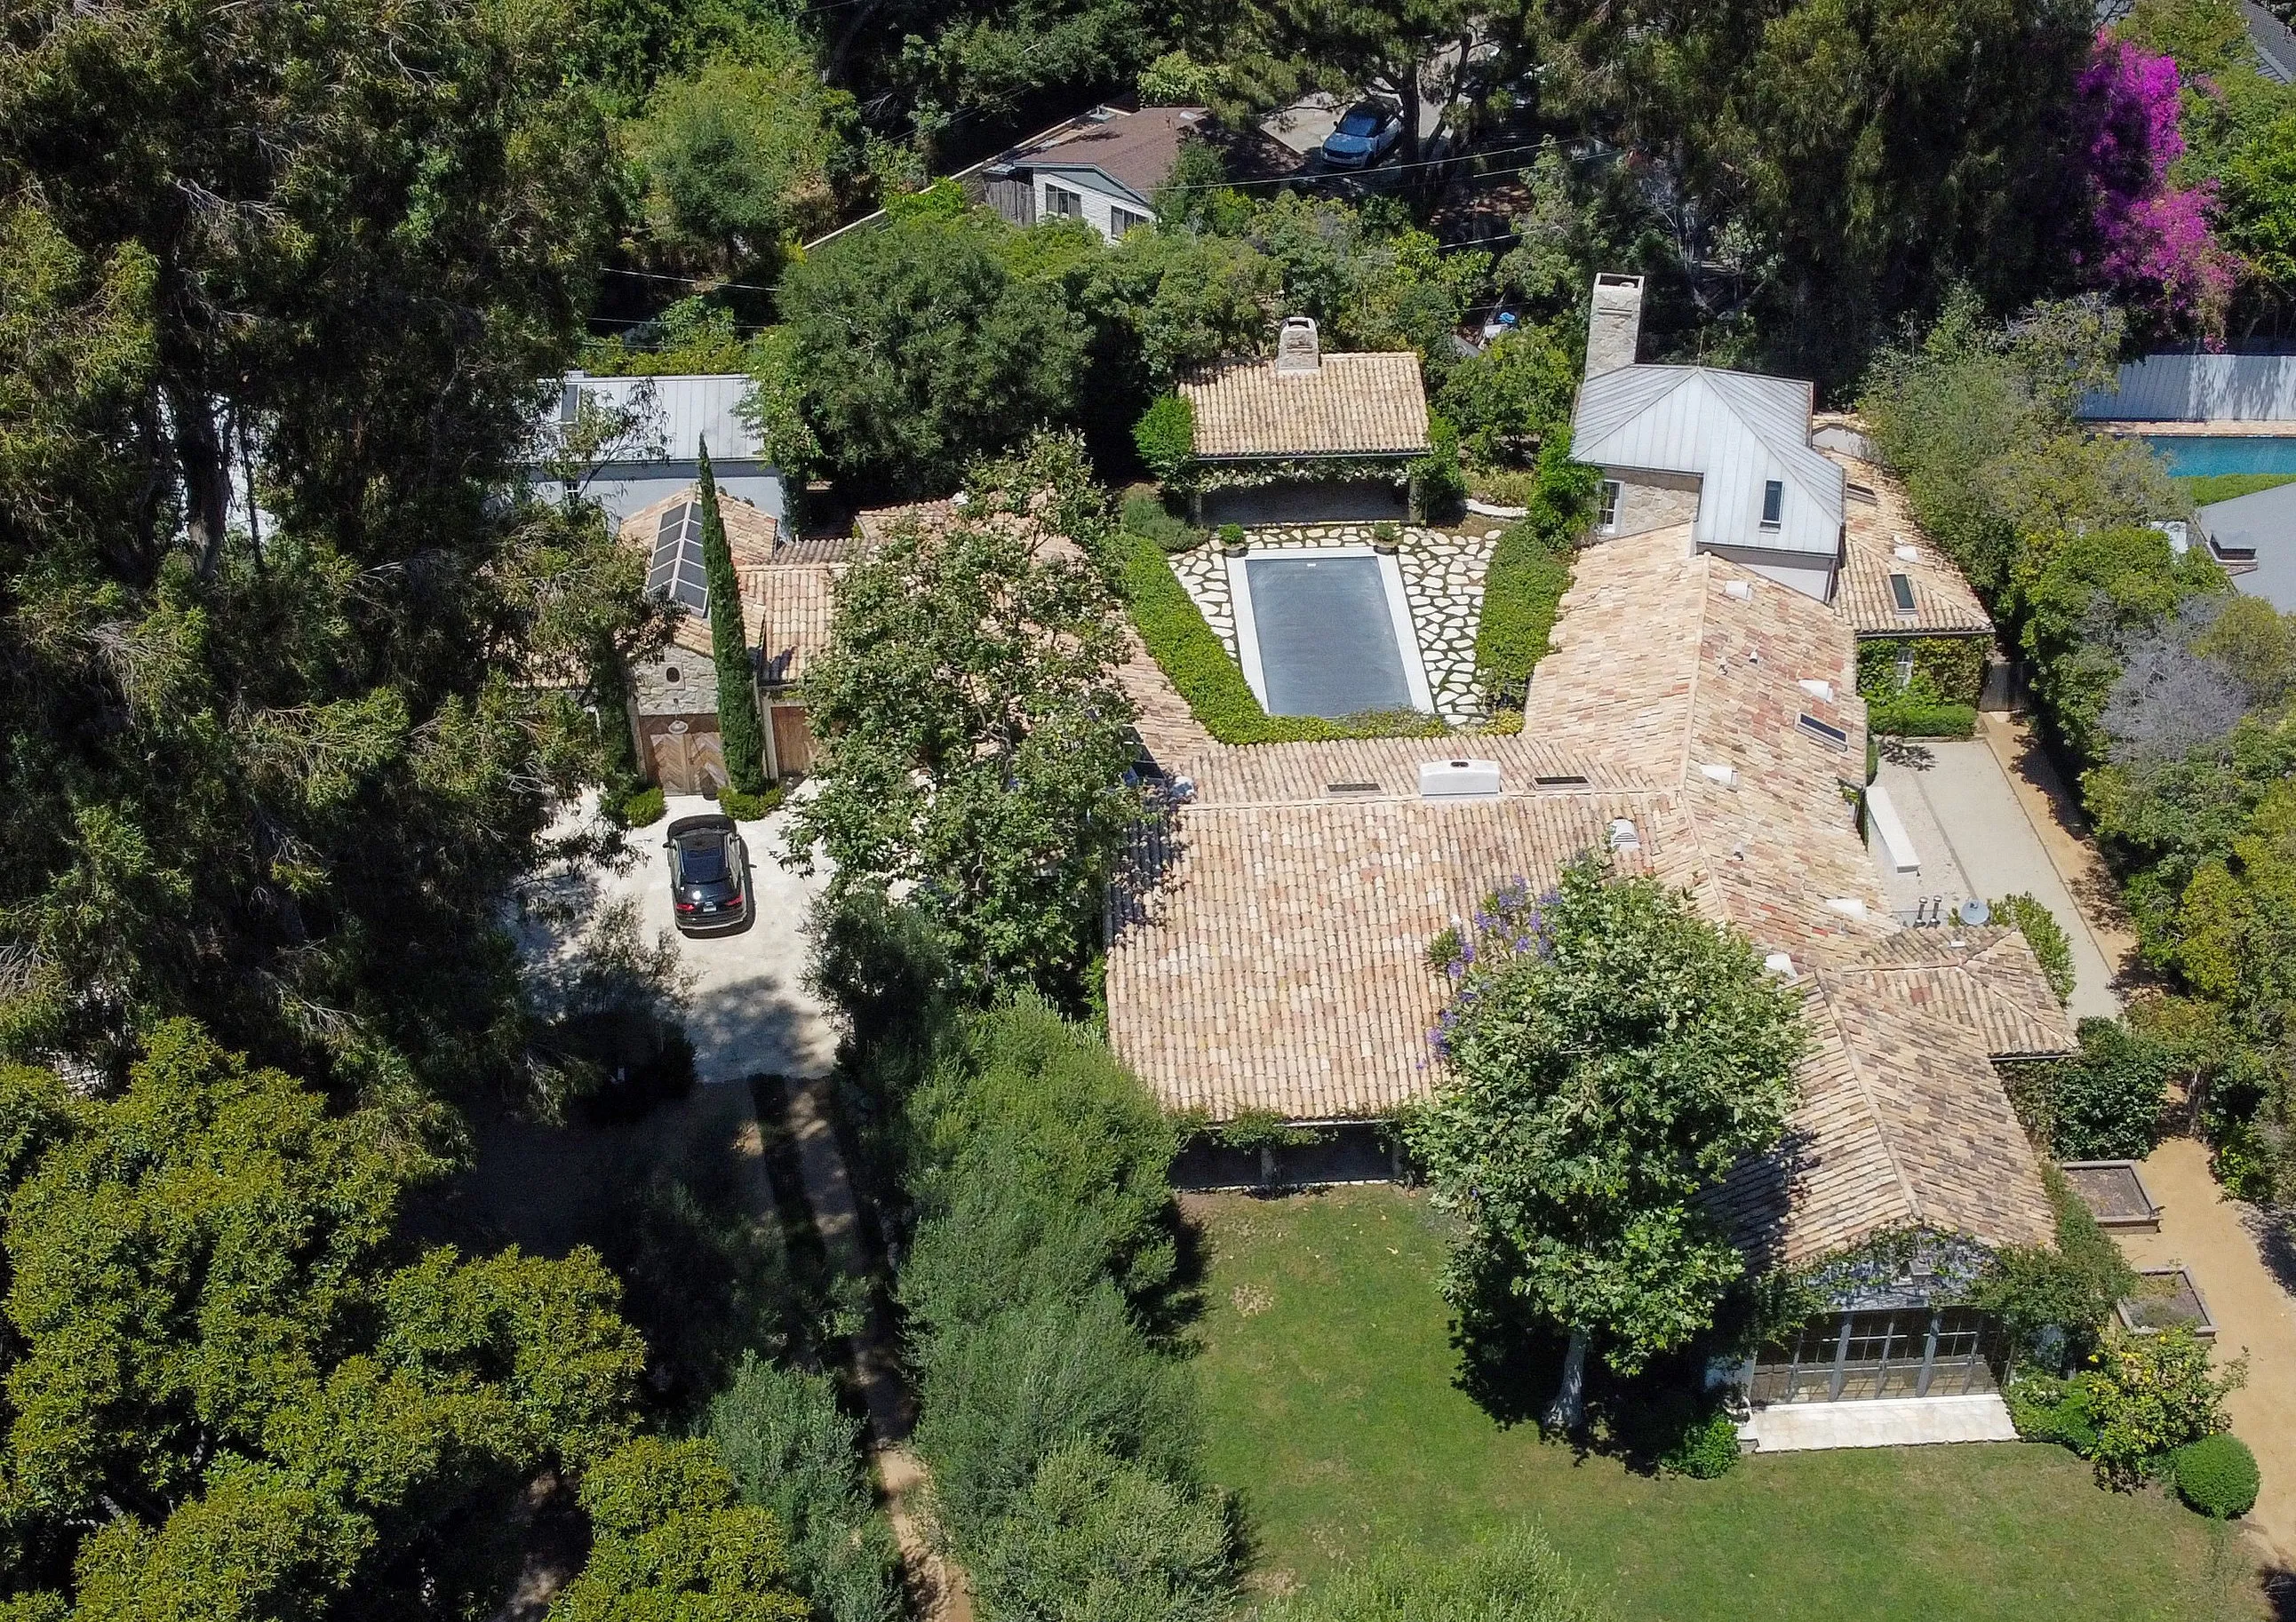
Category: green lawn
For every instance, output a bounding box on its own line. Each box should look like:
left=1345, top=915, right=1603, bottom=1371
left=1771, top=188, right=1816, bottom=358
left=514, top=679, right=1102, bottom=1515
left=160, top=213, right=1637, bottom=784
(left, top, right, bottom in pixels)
left=2177, top=472, right=2296, bottom=507
left=1190, top=1186, right=2265, bottom=1621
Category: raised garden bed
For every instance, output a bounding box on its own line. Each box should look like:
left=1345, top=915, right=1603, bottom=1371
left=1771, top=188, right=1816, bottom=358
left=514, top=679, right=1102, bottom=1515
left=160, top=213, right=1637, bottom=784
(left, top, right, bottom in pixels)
left=2060, top=1159, right=2161, bottom=1232
left=2117, top=1266, right=2216, bottom=1340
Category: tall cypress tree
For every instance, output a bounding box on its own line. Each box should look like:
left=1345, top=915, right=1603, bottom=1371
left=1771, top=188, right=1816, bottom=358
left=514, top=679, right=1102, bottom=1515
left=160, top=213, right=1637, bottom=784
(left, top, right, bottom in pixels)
left=698, top=441, right=769, bottom=794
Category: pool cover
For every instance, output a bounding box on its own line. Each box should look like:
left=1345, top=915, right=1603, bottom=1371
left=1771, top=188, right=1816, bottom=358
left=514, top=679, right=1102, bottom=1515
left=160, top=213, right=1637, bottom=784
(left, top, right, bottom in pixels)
left=1245, top=555, right=1413, bottom=717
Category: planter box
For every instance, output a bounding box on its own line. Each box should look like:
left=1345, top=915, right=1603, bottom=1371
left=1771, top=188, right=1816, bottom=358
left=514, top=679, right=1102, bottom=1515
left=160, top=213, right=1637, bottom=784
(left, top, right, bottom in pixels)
left=2117, top=1266, right=2216, bottom=1340
left=2060, top=1159, right=2162, bottom=1232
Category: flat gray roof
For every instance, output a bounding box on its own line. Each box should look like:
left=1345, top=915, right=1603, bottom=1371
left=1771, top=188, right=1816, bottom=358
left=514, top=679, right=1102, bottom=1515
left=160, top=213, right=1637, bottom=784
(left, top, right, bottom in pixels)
left=2200, top=480, right=2296, bottom=611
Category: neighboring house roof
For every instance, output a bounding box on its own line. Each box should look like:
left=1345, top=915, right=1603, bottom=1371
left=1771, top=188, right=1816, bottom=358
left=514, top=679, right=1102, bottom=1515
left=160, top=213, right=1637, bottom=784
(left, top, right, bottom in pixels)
left=1104, top=539, right=2061, bottom=1264
left=1571, top=365, right=1846, bottom=561
left=1823, top=445, right=1993, bottom=638
left=2078, top=354, right=2296, bottom=421
left=2199, top=480, right=2296, bottom=612
left=543, top=373, right=764, bottom=466
left=853, top=499, right=959, bottom=547
left=1181, top=352, right=1432, bottom=460
left=1002, top=105, right=1209, bottom=207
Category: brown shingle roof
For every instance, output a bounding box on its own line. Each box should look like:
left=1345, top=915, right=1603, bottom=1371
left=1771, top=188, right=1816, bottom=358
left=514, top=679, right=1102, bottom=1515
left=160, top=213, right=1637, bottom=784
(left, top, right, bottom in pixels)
left=1824, top=447, right=1993, bottom=638
left=1181, top=352, right=1431, bottom=460
left=1014, top=106, right=1208, bottom=201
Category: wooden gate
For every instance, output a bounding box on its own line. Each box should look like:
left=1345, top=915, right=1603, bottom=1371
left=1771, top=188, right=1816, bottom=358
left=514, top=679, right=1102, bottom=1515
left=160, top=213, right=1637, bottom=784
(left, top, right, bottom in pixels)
left=642, top=716, right=728, bottom=796
left=769, top=704, right=817, bottom=776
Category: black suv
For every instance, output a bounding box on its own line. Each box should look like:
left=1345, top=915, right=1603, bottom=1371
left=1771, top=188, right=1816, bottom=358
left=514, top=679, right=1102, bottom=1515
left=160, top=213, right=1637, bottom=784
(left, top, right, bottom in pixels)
left=664, top=814, right=751, bottom=934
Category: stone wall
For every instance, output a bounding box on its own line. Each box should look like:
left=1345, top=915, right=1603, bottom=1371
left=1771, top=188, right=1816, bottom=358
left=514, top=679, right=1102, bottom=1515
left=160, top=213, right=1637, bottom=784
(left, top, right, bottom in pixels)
left=1604, top=470, right=1702, bottom=538
left=633, top=649, right=720, bottom=718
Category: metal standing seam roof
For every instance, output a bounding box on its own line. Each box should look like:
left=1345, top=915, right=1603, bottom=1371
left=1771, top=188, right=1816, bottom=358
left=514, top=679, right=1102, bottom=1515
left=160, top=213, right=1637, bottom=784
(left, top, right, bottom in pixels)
left=2079, top=354, right=2296, bottom=421
left=1571, top=366, right=1846, bottom=561
left=547, top=373, right=766, bottom=465
left=1181, top=352, right=1432, bottom=460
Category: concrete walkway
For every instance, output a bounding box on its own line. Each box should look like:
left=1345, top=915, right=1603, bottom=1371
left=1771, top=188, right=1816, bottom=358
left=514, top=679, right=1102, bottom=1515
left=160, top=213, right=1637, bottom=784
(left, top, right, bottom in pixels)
left=1874, top=734, right=2120, bottom=1022
left=2117, top=1138, right=2296, bottom=1570
left=1741, top=1395, right=2020, bottom=1452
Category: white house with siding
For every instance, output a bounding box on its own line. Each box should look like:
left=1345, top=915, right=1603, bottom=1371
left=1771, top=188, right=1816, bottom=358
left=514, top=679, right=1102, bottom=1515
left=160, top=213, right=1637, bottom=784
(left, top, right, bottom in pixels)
left=979, top=106, right=1207, bottom=243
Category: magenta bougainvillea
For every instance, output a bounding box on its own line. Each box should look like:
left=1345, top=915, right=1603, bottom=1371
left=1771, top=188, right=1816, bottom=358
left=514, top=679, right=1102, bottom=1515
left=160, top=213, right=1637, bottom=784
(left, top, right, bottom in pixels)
left=2077, top=30, right=2235, bottom=335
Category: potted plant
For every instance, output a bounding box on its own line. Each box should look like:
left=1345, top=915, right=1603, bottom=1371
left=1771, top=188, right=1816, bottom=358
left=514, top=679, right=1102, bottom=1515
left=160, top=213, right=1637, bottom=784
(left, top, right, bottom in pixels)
left=1217, top=522, right=1248, bottom=557
left=1372, top=521, right=1402, bottom=554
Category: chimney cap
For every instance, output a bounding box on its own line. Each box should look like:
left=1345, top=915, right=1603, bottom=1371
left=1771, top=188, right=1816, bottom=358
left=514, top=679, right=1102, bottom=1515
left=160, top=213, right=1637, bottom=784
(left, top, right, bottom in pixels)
left=1274, top=315, right=1321, bottom=375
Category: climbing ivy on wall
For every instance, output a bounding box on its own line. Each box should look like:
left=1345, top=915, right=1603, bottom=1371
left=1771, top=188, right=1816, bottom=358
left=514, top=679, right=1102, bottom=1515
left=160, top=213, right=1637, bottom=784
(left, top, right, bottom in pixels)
left=1855, top=636, right=1988, bottom=707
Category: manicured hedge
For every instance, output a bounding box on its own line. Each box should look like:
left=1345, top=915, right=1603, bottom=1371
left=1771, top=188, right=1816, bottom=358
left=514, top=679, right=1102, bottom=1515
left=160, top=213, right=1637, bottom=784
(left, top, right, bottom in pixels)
left=1117, top=533, right=1445, bottom=744
left=1865, top=699, right=1976, bottom=737
left=2172, top=1434, right=2259, bottom=1519
left=1471, top=518, right=1574, bottom=711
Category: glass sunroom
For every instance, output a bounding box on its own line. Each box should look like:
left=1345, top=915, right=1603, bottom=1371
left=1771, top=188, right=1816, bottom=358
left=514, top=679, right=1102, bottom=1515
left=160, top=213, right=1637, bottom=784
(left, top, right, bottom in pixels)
left=1748, top=1305, right=2007, bottom=1403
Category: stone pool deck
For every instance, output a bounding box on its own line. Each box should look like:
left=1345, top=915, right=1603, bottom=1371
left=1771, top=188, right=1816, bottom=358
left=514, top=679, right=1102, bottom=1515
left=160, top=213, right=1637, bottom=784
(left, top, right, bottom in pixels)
left=1169, top=523, right=1505, bottom=726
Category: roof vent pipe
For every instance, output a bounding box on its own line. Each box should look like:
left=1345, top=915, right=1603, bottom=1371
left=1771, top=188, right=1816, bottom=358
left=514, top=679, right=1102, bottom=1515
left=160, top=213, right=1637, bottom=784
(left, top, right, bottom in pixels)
left=1723, top=580, right=1753, bottom=600
left=1798, top=678, right=1835, bottom=701
left=1699, top=762, right=1738, bottom=787
left=1417, top=758, right=1503, bottom=799
left=1607, top=817, right=1640, bottom=851
left=1763, top=952, right=1796, bottom=977
left=1823, top=896, right=1869, bottom=918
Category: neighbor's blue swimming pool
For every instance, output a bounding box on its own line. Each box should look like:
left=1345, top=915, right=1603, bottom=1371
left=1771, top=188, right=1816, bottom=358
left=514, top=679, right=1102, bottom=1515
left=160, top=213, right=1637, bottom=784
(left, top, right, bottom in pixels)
left=2142, top=435, right=2296, bottom=477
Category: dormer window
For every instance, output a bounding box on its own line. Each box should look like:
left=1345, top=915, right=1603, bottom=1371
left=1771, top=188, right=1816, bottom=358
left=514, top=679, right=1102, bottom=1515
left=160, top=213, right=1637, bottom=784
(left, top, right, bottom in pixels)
left=1760, top=480, right=1784, bottom=529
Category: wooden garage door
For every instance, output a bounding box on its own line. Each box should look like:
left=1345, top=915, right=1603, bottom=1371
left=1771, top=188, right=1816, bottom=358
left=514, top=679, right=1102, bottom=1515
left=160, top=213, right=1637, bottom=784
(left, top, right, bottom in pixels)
left=769, top=704, right=817, bottom=776
left=642, top=716, right=728, bottom=796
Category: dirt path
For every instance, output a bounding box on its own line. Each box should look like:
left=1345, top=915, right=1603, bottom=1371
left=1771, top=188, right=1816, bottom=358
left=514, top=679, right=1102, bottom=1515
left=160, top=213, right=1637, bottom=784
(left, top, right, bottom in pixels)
left=1976, top=712, right=2143, bottom=987
left=2117, top=1138, right=2296, bottom=1571
left=780, top=1076, right=973, bottom=1622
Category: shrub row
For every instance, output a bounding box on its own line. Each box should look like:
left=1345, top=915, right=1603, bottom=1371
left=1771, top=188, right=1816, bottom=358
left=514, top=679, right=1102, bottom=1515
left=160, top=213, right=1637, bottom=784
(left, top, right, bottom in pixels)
left=1121, top=489, right=1206, bottom=554
left=2005, top=1324, right=2247, bottom=1495
left=1117, top=531, right=1445, bottom=744
left=1864, top=699, right=1976, bottom=737
left=1471, top=517, right=1574, bottom=712
left=898, top=997, right=1237, bottom=1620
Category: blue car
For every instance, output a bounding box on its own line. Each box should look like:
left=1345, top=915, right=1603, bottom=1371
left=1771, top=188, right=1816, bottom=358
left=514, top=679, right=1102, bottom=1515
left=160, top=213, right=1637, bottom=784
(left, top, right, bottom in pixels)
left=1320, top=100, right=1404, bottom=170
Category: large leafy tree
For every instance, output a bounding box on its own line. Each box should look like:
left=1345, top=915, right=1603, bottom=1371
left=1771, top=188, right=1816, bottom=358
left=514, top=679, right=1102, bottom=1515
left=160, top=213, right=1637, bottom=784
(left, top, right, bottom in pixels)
left=0, top=1021, right=648, bottom=1618
left=1406, top=858, right=1804, bottom=1430
left=779, top=214, right=1091, bottom=497
left=0, top=0, right=658, bottom=1101
left=785, top=435, right=1144, bottom=998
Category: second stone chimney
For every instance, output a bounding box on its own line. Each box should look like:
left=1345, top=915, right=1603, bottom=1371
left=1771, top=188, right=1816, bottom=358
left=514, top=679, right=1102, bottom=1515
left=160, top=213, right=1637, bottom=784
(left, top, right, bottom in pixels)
left=1274, top=314, right=1321, bottom=375
left=1585, top=273, right=1646, bottom=376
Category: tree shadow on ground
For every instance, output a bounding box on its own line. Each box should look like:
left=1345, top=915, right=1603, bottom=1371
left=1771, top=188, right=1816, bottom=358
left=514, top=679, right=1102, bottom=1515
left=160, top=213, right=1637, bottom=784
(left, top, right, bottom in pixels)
left=1879, top=737, right=1937, bottom=768
left=2243, top=1204, right=2296, bottom=1296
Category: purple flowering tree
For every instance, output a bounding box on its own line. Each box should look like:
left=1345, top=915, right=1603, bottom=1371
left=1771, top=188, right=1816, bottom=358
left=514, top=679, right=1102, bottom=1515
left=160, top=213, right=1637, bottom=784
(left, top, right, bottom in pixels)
left=2077, top=31, right=2236, bottom=335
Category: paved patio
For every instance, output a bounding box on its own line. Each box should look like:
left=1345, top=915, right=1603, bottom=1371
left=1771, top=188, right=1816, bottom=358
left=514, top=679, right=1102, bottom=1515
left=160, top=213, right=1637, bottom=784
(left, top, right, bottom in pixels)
left=1168, top=523, right=1504, bottom=725
left=1871, top=735, right=2120, bottom=1022
left=1741, top=1395, right=2021, bottom=1453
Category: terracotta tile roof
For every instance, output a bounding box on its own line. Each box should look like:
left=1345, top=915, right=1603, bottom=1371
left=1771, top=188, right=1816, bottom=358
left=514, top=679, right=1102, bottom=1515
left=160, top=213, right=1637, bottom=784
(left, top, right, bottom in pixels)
left=1823, top=447, right=1993, bottom=638
left=1710, top=966, right=2058, bottom=1268
left=853, top=500, right=957, bottom=547
left=621, top=489, right=852, bottom=680
left=1181, top=352, right=1431, bottom=460
left=1820, top=928, right=2076, bottom=1059
left=753, top=565, right=846, bottom=686
left=1104, top=537, right=2055, bottom=1262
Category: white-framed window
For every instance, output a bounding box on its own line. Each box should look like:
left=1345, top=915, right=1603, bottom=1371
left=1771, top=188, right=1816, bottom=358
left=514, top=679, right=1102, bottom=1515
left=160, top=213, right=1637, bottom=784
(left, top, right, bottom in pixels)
left=1894, top=647, right=1916, bottom=689
left=1044, top=184, right=1085, bottom=219
left=1760, top=479, right=1785, bottom=529
left=1597, top=480, right=1622, bottom=535
left=1111, top=205, right=1151, bottom=235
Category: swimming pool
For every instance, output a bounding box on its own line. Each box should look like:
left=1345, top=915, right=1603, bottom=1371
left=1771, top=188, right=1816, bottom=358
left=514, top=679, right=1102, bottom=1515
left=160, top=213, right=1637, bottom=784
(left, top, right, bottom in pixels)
left=2141, top=435, right=2296, bottom=477
left=1230, top=549, right=1434, bottom=719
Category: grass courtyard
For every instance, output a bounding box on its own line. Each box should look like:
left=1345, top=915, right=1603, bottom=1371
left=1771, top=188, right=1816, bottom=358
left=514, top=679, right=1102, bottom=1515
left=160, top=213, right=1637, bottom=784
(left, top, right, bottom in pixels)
left=1188, top=1185, right=2267, bottom=1621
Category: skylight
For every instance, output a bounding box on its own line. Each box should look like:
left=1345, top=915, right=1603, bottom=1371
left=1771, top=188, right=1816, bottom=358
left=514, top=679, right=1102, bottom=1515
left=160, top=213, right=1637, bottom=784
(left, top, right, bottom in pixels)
left=1888, top=572, right=1916, bottom=615
left=648, top=500, right=710, bottom=613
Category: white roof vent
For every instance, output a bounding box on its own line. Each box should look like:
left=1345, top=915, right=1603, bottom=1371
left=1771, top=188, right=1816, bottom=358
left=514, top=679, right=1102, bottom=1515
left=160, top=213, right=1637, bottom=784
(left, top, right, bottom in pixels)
left=1823, top=896, right=1869, bottom=918
left=1798, top=678, right=1835, bottom=702
left=1893, top=543, right=1919, bottom=562
left=1418, top=759, right=1502, bottom=799
left=1607, top=817, right=1640, bottom=851
left=1763, top=951, right=1796, bottom=978
left=1723, top=580, right=1753, bottom=600
left=1699, top=762, right=1738, bottom=787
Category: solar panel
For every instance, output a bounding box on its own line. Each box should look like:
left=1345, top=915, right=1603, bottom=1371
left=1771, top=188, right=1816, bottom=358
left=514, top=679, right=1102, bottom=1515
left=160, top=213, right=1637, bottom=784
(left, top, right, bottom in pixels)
left=648, top=501, right=709, bottom=613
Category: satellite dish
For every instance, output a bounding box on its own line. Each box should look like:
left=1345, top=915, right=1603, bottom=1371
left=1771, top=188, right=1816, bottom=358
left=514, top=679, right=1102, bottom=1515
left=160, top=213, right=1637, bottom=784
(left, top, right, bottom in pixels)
left=1957, top=897, right=1992, bottom=926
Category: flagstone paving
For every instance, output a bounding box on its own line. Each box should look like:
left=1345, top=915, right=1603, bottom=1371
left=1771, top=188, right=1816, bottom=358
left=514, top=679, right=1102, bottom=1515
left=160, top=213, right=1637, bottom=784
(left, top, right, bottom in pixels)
left=1168, top=523, right=1504, bottom=726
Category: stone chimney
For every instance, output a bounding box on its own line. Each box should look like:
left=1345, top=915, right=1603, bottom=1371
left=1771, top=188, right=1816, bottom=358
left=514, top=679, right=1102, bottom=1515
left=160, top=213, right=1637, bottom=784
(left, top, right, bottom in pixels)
left=1273, top=314, right=1321, bottom=375
left=1585, top=273, right=1645, bottom=376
